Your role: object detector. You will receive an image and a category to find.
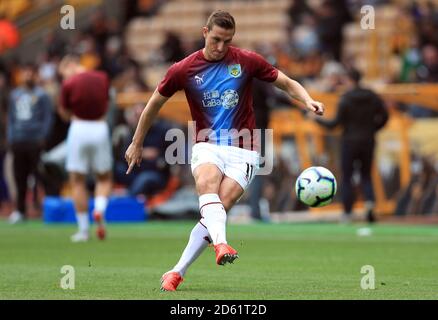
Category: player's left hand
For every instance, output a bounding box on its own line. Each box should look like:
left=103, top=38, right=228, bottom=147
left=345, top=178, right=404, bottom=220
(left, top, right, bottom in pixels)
left=306, top=100, right=324, bottom=116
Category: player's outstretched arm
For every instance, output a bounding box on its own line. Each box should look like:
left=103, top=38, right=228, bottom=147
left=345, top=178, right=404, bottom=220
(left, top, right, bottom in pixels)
left=125, top=88, right=169, bottom=174
left=273, top=71, right=324, bottom=116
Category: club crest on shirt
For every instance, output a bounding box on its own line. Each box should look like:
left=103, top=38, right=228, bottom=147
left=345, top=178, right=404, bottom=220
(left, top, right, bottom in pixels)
left=221, top=89, right=239, bottom=109
left=228, top=64, right=242, bottom=78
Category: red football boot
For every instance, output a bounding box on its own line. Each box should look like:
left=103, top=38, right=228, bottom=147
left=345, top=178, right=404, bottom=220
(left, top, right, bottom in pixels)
left=93, top=211, right=106, bottom=240
left=214, top=243, right=239, bottom=265
left=160, top=271, right=184, bottom=291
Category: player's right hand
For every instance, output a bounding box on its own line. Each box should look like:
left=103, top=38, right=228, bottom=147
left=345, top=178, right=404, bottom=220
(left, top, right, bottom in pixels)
left=125, top=143, right=143, bottom=174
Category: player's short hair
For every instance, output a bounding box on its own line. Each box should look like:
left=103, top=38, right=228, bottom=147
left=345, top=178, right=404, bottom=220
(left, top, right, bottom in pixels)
left=206, top=10, right=236, bottom=32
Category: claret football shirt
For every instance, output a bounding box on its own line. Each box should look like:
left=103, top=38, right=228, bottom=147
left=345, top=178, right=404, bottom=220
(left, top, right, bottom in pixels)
left=158, top=46, right=278, bottom=149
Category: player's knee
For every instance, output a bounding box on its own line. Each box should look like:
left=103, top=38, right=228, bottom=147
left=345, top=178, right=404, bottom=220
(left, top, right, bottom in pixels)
left=196, top=174, right=221, bottom=194
left=69, top=173, right=86, bottom=186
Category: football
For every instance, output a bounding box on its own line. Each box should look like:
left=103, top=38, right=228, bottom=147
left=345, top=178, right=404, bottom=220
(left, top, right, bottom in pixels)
left=295, top=166, right=337, bottom=207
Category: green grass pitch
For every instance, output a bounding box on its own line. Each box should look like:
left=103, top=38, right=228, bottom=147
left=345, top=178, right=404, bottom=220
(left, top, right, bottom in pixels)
left=1, top=220, right=438, bottom=299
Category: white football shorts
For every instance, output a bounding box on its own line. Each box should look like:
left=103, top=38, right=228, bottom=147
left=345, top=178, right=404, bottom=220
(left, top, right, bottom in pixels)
left=66, top=119, right=113, bottom=174
left=191, top=142, right=260, bottom=190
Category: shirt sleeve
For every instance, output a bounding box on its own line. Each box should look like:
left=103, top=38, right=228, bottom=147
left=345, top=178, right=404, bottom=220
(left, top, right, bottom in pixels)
left=157, top=62, right=184, bottom=97
left=248, top=51, right=278, bottom=82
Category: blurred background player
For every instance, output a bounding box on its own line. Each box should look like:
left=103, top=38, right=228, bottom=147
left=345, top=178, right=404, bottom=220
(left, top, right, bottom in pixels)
left=125, top=10, right=324, bottom=291
left=311, top=69, right=389, bottom=223
left=7, top=63, right=53, bottom=224
left=58, top=55, right=113, bottom=242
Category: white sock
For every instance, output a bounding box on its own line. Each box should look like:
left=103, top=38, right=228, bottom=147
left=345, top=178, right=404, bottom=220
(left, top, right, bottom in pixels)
left=94, top=196, right=108, bottom=214
left=172, top=221, right=211, bottom=276
left=199, top=193, right=227, bottom=245
left=76, top=212, right=89, bottom=233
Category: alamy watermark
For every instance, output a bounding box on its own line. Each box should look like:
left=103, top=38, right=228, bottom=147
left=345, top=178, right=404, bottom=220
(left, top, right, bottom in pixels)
left=360, top=265, right=375, bottom=290
left=60, top=265, right=75, bottom=290
left=60, top=5, right=75, bottom=30
left=360, top=5, right=375, bottom=30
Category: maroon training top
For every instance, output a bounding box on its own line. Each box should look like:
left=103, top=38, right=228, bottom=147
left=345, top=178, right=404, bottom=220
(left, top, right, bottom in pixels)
left=61, top=70, right=109, bottom=120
